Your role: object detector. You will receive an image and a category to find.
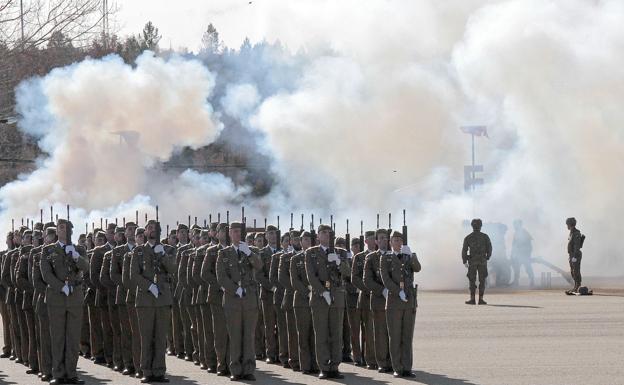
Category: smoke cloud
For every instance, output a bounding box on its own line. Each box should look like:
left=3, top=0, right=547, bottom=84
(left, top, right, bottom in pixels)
left=2, top=0, right=623, bottom=289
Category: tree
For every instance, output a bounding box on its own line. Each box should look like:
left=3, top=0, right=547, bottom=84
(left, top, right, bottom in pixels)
left=139, top=21, right=160, bottom=52
left=201, top=23, right=220, bottom=54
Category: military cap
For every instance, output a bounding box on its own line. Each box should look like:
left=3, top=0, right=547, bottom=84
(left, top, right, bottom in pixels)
left=146, top=219, right=158, bottom=227
left=169, top=229, right=177, bottom=235
left=365, top=230, right=376, bottom=238
left=192, top=227, right=202, bottom=235
left=135, top=227, right=145, bottom=236
left=161, top=238, right=168, bottom=244
left=317, top=224, right=332, bottom=233
left=281, top=233, right=290, bottom=242
left=78, top=233, right=86, bottom=239
left=33, top=229, right=43, bottom=237
left=44, top=222, right=55, bottom=230
left=95, top=230, right=106, bottom=239
left=200, top=229, right=210, bottom=237
left=217, top=223, right=228, bottom=232
left=125, top=221, right=137, bottom=228
left=18, top=226, right=29, bottom=236
left=351, top=237, right=360, bottom=245
left=210, top=222, right=218, bottom=231
left=229, top=221, right=244, bottom=230
left=34, top=222, right=44, bottom=231
left=566, top=217, right=576, bottom=226
left=22, top=229, right=33, bottom=237
left=375, top=228, right=388, bottom=236
left=93, top=228, right=103, bottom=233
left=177, top=223, right=189, bottom=231
left=255, top=232, right=265, bottom=239
left=106, top=222, right=117, bottom=231
left=266, top=224, right=278, bottom=232
left=289, top=230, right=301, bottom=238
left=471, top=218, right=483, bottom=229
left=390, top=230, right=403, bottom=239
left=191, top=224, right=201, bottom=230
left=301, top=231, right=312, bottom=238
left=115, top=226, right=125, bottom=234
left=45, top=227, right=57, bottom=236
left=335, top=237, right=346, bottom=246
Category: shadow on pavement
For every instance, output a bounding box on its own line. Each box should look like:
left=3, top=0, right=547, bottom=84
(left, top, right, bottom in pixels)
left=487, top=304, right=542, bottom=309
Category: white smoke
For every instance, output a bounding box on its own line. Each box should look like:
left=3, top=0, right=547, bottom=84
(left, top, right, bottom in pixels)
left=2, top=0, right=623, bottom=289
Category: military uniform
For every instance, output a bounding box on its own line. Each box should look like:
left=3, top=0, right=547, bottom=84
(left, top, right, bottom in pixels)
left=200, top=242, right=228, bottom=374
left=462, top=229, right=492, bottom=303
left=17, top=242, right=38, bottom=372
left=216, top=242, right=262, bottom=379
left=380, top=244, right=421, bottom=376
left=269, top=249, right=289, bottom=366
left=188, top=245, right=214, bottom=369
left=351, top=248, right=375, bottom=368
left=568, top=228, right=583, bottom=290
left=90, top=242, right=114, bottom=364
left=343, top=254, right=359, bottom=363
left=256, top=245, right=279, bottom=362
left=110, top=243, right=135, bottom=373
left=32, top=242, right=52, bottom=380
left=101, top=248, right=123, bottom=370
left=130, top=241, right=177, bottom=381
left=40, top=240, right=89, bottom=383
left=305, top=243, right=351, bottom=377
left=85, top=247, right=104, bottom=362
left=278, top=248, right=300, bottom=370
left=122, top=241, right=141, bottom=376
left=175, top=242, right=195, bottom=361
left=289, top=249, right=317, bottom=373
left=0, top=249, right=12, bottom=357
left=363, top=250, right=391, bottom=371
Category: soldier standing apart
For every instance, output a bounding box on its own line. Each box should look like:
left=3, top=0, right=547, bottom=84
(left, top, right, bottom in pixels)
left=566, top=218, right=584, bottom=292
left=40, top=219, right=89, bottom=385
left=380, top=231, right=421, bottom=378
left=130, top=220, right=177, bottom=383
left=216, top=222, right=262, bottom=381
left=305, top=224, right=351, bottom=379
left=462, top=219, right=492, bottom=305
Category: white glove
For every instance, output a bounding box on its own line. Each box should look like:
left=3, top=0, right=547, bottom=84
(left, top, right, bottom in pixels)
left=382, top=288, right=388, bottom=300
left=287, top=245, right=294, bottom=253
left=236, top=287, right=244, bottom=298
left=571, top=257, right=577, bottom=263
left=322, top=290, right=332, bottom=305
left=148, top=283, right=159, bottom=298
left=154, top=244, right=165, bottom=254
left=308, top=291, right=312, bottom=300
left=65, top=245, right=76, bottom=254
left=399, top=289, right=407, bottom=302
left=347, top=251, right=353, bottom=259
left=238, top=242, right=252, bottom=256
left=464, top=262, right=469, bottom=269
left=328, top=253, right=341, bottom=265
left=62, top=284, right=70, bottom=296
left=272, top=286, right=278, bottom=292
left=400, top=245, right=411, bottom=255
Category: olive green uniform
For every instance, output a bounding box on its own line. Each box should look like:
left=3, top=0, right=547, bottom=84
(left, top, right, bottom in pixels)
left=110, top=243, right=135, bottom=371
left=269, top=250, right=289, bottom=365
left=0, top=250, right=12, bottom=357
left=305, top=245, right=351, bottom=373
left=175, top=243, right=195, bottom=360
left=17, top=244, right=38, bottom=371
left=351, top=250, right=375, bottom=367
left=290, top=250, right=317, bottom=372
left=101, top=249, right=123, bottom=369
left=216, top=245, right=262, bottom=377
left=568, top=228, right=583, bottom=290
left=130, top=242, right=177, bottom=378
left=462, top=231, right=492, bottom=298
left=363, top=250, right=391, bottom=370
left=122, top=244, right=141, bottom=373
left=40, top=242, right=89, bottom=380
left=32, top=247, right=52, bottom=378
left=90, top=243, right=114, bottom=364
left=256, top=246, right=279, bottom=361
left=278, top=249, right=299, bottom=370
left=380, top=251, right=421, bottom=374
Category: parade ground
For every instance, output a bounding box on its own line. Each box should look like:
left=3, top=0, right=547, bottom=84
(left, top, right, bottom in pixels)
left=1, top=287, right=623, bottom=385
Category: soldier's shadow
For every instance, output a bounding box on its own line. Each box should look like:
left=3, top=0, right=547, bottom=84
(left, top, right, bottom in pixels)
left=0, top=371, right=18, bottom=385
left=486, top=304, right=542, bottom=309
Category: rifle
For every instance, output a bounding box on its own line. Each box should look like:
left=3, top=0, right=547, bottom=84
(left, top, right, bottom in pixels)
left=135, top=210, right=139, bottom=225
left=328, top=222, right=335, bottom=254
left=66, top=204, right=72, bottom=244
left=209, top=214, right=212, bottom=224
left=194, top=217, right=198, bottom=226
left=402, top=209, right=408, bottom=246
left=188, top=215, right=191, bottom=228
left=345, top=219, right=351, bottom=252
left=50, top=206, right=54, bottom=222
left=21, top=218, right=23, bottom=226
left=100, top=218, right=103, bottom=229
left=40, top=209, right=43, bottom=223
left=276, top=216, right=281, bottom=250
left=115, top=218, right=118, bottom=226
left=226, top=211, right=230, bottom=225
left=359, top=220, right=364, bottom=251
left=264, top=218, right=267, bottom=230
left=144, top=213, right=148, bottom=225
left=241, top=207, right=246, bottom=240
left=26, top=218, right=29, bottom=228
left=290, top=213, right=294, bottom=231
left=11, top=218, right=14, bottom=232
left=123, top=217, right=126, bottom=226
left=376, top=214, right=380, bottom=229
left=310, top=214, right=316, bottom=245
left=300, top=214, right=304, bottom=231
left=217, top=213, right=221, bottom=223
left=225, top=211, right=231, bottom=245
left=105, top=219, right=108, bottom=228
left=203, top=219, right=207, bottom=227
left=388, top=213, right=392, bottom=250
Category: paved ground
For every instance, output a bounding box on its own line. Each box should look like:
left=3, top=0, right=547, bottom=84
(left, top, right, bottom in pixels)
left=1, top=289, right=623, bottom=385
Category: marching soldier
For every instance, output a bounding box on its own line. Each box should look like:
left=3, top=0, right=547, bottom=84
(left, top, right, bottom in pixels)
left=257, top=225, right=279, bottom=364
left=40, top=218, right=89, bottom=385
left=380, top=231, right=421, bottom=377
left=190, top=228, right=216, bottom=371
left=110, top=223, right=138, bottom=375
left=566, top=217, right=584, bottom=292
left=305, top=224, right=351, bottom=379
left=345, top=237, right=364, bottom=366
left=200, top=224, right=229, bottom=375
left=462, top=218, right=492, bottom=305
left=351, top=230, right=378, bottom=370
left=90, top=224, right=115, bottom=366
left=32, top=225, right=56, bottom=382
left=100, top=226, right=125, bottom=371
left=269, top=232, right=291, bottom=367
left=174, top=224, right=194, bottom=361
left=130, top=219, right=177, bottom=383
left=363, top=228, right=392, bottom=373
left=290, top=231, right=318, bottom=375
left=17, top=229, right=38, bottom=374
left=123, top=227, right=145, bottom=379
left=216, top=221, right=262, bottom=381
left=0, top=231, right=14, bottom=359
left=277, top=230, right=300, bottom=371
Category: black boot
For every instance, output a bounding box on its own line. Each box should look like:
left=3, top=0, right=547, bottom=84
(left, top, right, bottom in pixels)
left=465, top=290, right=476, bottom=305
left=478, top=288, right=487, bottom=305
